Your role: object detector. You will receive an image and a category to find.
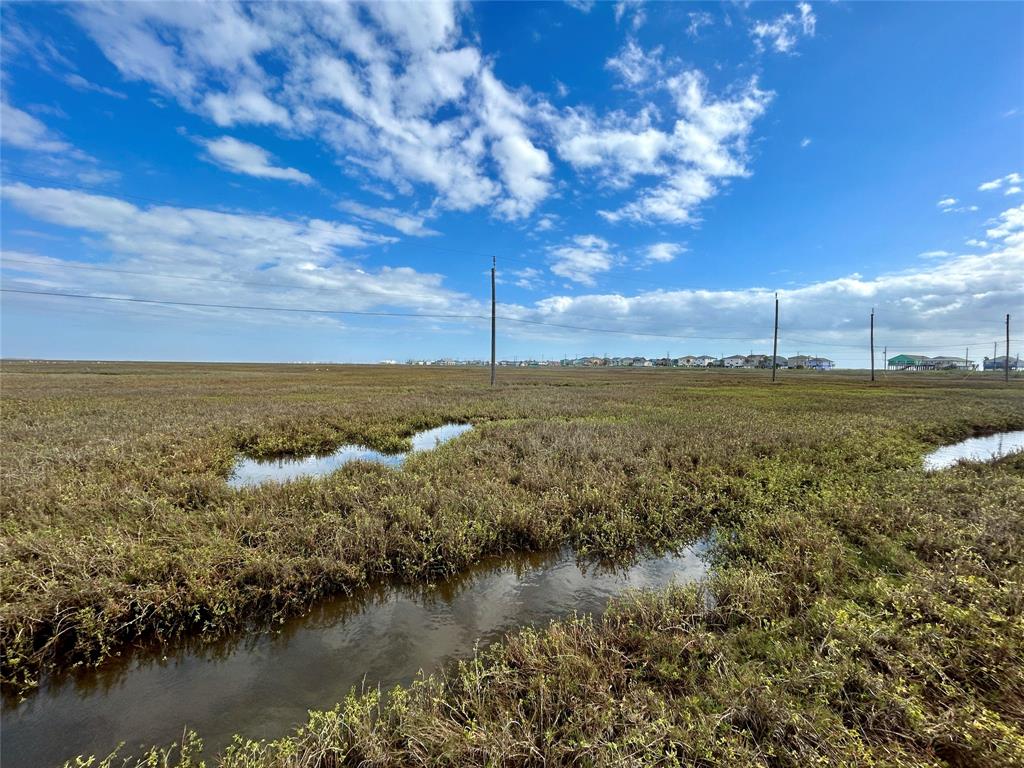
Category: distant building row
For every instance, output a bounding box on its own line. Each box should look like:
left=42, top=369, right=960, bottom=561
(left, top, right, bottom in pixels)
left=886, top=354, right=1021, bottom=371
left=558, top=354, right=835, bottom=370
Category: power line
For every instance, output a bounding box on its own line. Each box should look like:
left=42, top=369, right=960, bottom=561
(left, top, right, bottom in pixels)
left=0, top=288, right=489, bottom=322
left=0, top=286, right=786, bottom=343
left=0, top=170, right=724, bottom=297
left=6, top=286, right=1017, bottom=353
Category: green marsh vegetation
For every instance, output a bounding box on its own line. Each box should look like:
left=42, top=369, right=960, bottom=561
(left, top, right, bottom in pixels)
left=1, top=362, right=1022, bottom=766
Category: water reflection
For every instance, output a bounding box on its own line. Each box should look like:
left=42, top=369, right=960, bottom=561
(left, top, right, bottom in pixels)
left=923, top=430, right=1024, bottom=471
left=3, top=542, right=707, bottom=768
left=229, top=423, right=474, bottom=488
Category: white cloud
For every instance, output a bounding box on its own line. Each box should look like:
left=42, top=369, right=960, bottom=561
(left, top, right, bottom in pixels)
left=614, top=0, right=647, bottom=31
left=499, top=245, right=1024, bottom=359
left=0, top=183, right=471, bottom=319
left=986, top=204, right=1024, bottom=248
left=800, top=137, right=812, bottom=148
left=203, top=88, right=291, bottom=128
left=477, top=69, right=553, bottom=220
left=938, top=197, right=979, bottom=214
left=536, top=214, right=559, bottom=232
left=644, top=242, right=684, bottom=263
left=751, top=2, right=816, bottom=54
left=199, top=136, right=314, bottom=184
left=547, top=234, right=616, bottom=285
left=1, top=101, right=75, bottom=153
left=553, top=68, right=771, bottom=224
left=70, top=1, right=552, bottom=220
left=605, top=39, right=663, bottom=87
left=1005, top=186, right=1022, bottom=196
left=918, top=250, right=953, bottom=259
left=687, top=11, right=714, bottom=38
left=64, top=73, right=128, bottom=99
left=978, top=171, right=1021, bottom=192
left=565, top=0, right=595, bottom=12
left=512, top=266, right=544, bottom=289
left=338, top=200, right=440, bottom=237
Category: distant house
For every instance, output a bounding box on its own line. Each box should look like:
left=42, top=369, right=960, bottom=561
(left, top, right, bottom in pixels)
left=928, top=356, right=974, bottom=371
left=767, top=355, right=789, bottom=369
left=807, top=357, right=835, bottom=371
left=787, top=355, right=811, bottom=368
left=675, top=355, right=698, bottom=367
left=984, top=355, right=1021, bottom=371
left=693, top=355, right=716, bottom=367
left=746, top=354, right=767, bottom=368
left=887, top=354, right=929, bottom=370
left=721, top=354, right=748, bottom=368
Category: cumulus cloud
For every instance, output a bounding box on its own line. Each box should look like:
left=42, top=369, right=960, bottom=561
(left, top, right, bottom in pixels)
left=938, top=197, right=979, bottom=214
left=547, top=234, right=616, bottom=285
left=498, top=243, right=1023, bottom=360
left=751, top=1, right=816, bottom=54
left=644, top=242, right=684, bottom=263
left=512, top=266, right=544, bottom=289
left=986, top=204, right=1024, bottom=248
left=549, top=67, right=772, bottom=224
left=70, top=0, right=552, bottom=220
left=978, top=171, right=1021, bottom=192
left=199, top=136, right=314, bottom=184
left=0, top=183, right=473, bottom=321
left=605, top=39, right=663, bottom=87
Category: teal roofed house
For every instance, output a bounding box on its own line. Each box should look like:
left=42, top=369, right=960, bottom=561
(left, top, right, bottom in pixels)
left=888, top=354, right=928, bottom=370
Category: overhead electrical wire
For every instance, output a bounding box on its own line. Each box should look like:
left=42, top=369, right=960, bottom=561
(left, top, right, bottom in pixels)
left=3, top=286, right=1015, bottom=353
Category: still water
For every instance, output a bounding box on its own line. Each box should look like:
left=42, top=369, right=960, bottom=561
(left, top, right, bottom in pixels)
left=2, top=542, right=708, bottom=767
left=228, top=423, right=474, bottom=488
left=923, top=430, right=1024, bottom=471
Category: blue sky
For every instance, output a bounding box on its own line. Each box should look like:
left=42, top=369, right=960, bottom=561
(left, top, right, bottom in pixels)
left=1, top=0, right=1022, bottom=365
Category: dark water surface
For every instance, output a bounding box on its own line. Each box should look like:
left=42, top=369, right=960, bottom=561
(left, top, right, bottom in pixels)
left=3, top=542, right=708, bottom=767
left=923, top=430, right=1024, bottom=471
left=228, top=423, right=474, bottom=488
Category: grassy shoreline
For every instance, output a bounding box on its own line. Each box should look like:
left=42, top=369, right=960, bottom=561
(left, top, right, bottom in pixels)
left=3, top=363, right=1022, bottom=765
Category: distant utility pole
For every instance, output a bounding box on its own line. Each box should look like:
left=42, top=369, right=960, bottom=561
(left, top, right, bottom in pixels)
left=870, top=307, right=875, bottom=382
left=883, top=345, right=887, bottom=373
left=965, top=347, right=969, bottom=373
left=490, top=256, right=496, bottom=387
left=771, top=292, right=780, bottom=382
left=1007, top=313, right=1011, bottom=383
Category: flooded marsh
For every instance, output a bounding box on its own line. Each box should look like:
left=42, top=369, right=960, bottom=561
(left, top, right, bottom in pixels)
left=1, top=363, right=1022, bottom=766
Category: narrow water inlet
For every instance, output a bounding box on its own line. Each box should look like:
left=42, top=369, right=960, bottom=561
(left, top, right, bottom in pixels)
left=923, top=430, right=1024, bottom=471
left=229, top=423, right=474, bottom=488
left=2, top=542, right=709, bottom=768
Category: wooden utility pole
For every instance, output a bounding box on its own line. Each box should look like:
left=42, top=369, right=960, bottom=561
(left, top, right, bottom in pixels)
left=771, top=292, right=780, bottom=382
left=883, top=345, right=887, bottom=372
left=965, top=347, right=969, bottom=373
left=870, top=307, right=875, bottom=382
left=490, top=257, right=496, bottom=386
left=1007, top=313, right=1011, bottom=383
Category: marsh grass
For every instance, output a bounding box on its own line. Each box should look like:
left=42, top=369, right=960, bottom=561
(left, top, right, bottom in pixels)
left=2, top=362, right=1022, bottom=766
